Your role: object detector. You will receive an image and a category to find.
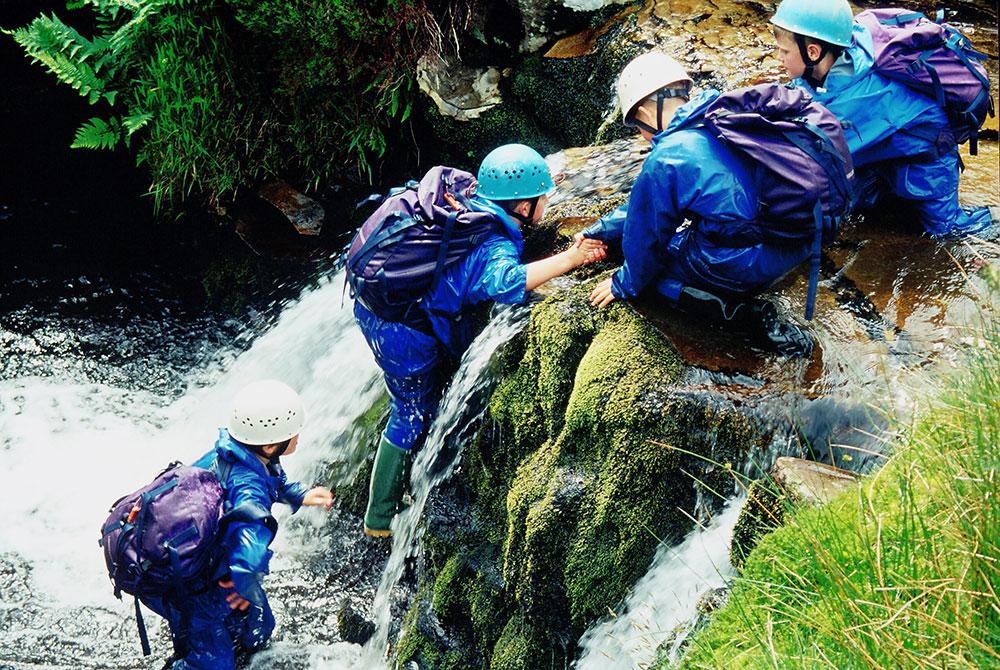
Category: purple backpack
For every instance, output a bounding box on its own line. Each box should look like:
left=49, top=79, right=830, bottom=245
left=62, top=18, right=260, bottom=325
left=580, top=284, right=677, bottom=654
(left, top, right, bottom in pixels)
left=344, top=166, right=502, bottom=324
left=856, top=8, right=993, bottom=154
left=703, top=82, right=855, bottom=318
left=100, top=460, right=273, bottom=655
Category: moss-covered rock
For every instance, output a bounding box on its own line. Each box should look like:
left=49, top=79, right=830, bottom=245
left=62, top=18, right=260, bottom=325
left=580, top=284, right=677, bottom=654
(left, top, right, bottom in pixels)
left=729, top=479, right=786, bottom=572
left=404, top=278, right=772, bottom=668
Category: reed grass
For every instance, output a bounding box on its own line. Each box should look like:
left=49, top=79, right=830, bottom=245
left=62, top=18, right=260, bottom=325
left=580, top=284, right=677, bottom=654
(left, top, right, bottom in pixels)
left=670, top=264, right=1000, bottom=670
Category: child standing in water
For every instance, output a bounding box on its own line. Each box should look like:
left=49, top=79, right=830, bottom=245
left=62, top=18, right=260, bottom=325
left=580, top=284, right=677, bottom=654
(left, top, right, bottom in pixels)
left=144, top=379, right=333, bottom=669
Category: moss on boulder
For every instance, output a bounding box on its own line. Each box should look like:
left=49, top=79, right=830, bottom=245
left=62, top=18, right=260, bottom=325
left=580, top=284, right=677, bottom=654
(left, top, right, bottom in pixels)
left=729, top=478, right=786, bottom=572
left=396, top=276, right=772, bottom=668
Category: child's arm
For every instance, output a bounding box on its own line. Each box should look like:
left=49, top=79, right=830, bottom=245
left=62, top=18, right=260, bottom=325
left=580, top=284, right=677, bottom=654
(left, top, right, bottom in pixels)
left=525, top=238, right=606, bottom=291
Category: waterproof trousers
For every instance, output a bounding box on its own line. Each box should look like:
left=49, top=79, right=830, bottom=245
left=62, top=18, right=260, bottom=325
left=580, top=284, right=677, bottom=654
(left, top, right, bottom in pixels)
left=651, top=228, right=812, bottom=304
left=142, top=585, right=274, bottom=670
left=856, top=151, right=993, bottom=238
left=354, top=301, right=441, bottom=451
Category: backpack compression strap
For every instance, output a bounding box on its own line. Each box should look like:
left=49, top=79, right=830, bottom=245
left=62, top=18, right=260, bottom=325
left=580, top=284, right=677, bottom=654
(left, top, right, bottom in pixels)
left=779, top=120, right=853, bottom=320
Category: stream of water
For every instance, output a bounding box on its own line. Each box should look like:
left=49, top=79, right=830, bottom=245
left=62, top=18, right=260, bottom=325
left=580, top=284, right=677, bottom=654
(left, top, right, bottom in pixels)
left=0, top=274, right=384, bottom=667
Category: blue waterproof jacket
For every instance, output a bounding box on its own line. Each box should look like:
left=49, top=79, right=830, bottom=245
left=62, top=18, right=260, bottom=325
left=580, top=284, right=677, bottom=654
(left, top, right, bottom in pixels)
left=191, top=430, right=307, bottom=607
left=355, top=195, right=528, bottom=366
left=794, top=23, right=951, bottom=166
left=353, top=196, right=530, bottom=449
left=585, top=90, right=811, bottom=301
left=422, top=196, right=528, bottom=351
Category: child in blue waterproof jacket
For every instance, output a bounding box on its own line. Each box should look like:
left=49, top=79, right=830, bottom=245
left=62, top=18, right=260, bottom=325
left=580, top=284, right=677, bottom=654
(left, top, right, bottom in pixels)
left=145, top=380, right=333, bottom=670
left=353, top=143, right=606, bottom=537
left=581, top=52, right=819, bottom=358
left=770, top=0, right=994, bottom=238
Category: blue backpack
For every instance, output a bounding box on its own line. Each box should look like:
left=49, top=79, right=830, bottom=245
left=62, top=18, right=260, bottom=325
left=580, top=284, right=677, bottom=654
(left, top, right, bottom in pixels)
left=344, top=166, right=502, bottom=326
left=856, top=8, right=993, bottom=155
left=100, top=460, right=275, bottom=656
left=702, top=83, right=855, bottom=319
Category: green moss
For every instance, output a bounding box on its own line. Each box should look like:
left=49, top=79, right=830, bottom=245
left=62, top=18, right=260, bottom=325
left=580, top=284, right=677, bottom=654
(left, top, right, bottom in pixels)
left=432, top=553, right=470, bottom=624
left=397, top=579, right=481, bottom=670
left=508, top=23, right=643, bottom=148
left=330, top=391, right=389, bottom=515
left=491, top=614, right=563, bottom=670
left=502, top=440, right=562, bottom=596
left=560, top=305, right=684, bottom=462
left=414, top=276, right=771, bottom=669
left=728, top=479, right=786, bottom=572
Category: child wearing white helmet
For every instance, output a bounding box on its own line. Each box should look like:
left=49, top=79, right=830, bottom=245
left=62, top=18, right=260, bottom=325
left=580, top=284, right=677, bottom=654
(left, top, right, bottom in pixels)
left=148, top=379, right=333, bottom=669
left=579, top=51, right=824, bottom=357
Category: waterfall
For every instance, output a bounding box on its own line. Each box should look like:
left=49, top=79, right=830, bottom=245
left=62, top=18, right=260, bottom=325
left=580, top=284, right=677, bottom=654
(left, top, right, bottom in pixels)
left=0, top=273, right=383, bottom=664
left=342, top=303, right=533, bottom=670
left=574, top=499, right=743, bottom=670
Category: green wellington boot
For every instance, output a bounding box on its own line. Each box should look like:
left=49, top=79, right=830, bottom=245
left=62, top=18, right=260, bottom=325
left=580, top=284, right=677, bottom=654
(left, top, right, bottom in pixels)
left=363, top=436, right=413, bottom=537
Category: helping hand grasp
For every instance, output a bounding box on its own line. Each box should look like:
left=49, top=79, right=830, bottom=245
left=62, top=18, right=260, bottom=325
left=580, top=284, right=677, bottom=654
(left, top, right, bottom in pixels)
left=573, top=235, right=607, bottom=265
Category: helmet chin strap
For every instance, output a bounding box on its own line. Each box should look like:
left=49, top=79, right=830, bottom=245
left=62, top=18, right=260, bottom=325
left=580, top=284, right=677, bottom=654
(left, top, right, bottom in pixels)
left=630, top=88, right=688, bottom=135
left=511, top=197, right=539, bottom=226
left=795, top=34, right=828, bottom=88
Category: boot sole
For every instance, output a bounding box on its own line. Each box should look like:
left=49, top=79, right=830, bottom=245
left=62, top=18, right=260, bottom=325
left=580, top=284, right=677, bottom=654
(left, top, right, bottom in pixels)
left=364, top=526, right=392, bottom=538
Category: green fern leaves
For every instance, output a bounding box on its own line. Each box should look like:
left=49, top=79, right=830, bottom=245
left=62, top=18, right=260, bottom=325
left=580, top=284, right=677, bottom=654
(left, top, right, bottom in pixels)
left=71, top=117, right=122, bottom=149
left=13, top=15, right=116, bottom=106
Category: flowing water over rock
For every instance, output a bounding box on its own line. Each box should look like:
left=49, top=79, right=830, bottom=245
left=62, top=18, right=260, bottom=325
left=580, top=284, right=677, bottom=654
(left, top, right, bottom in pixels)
left=2, top=1, right=998, bottom=666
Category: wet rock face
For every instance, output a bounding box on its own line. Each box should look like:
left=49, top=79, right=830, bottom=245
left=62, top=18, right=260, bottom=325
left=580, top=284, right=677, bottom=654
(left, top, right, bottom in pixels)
left=398, top=282, right=778, bottom=668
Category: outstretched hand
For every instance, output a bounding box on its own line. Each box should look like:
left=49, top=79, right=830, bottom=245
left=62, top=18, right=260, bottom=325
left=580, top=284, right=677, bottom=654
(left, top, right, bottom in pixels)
left=589, top=277, right=616, bottom=308
left=302, top=486, right=334, bottom=511
left=573, top=236, right=607, bottom=265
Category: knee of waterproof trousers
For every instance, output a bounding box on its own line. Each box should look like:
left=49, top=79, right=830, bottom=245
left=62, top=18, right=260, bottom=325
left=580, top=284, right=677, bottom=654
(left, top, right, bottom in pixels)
left=166, top=588, right=243, bottom=670
left=225, top=601, right=275, bottom=653
left=382, top=368, right=440, bottom=450
left=885, top=153, right=966, bottom=235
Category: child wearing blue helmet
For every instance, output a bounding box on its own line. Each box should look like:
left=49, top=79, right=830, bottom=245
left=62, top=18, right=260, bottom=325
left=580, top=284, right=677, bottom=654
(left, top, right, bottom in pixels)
left=770, top=0, right=994, bottom=238
left=353, top=144, right=606, bottom=536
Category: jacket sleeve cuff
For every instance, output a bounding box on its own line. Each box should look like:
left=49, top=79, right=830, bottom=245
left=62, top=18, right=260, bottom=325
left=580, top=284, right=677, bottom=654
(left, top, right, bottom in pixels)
left=229, top=565, right=267, bottom=607
left=585, top=204, right=628, bottom=241
left=611, top=269, right=632, bottom=300
left=280, top=480, right=308, bottom=512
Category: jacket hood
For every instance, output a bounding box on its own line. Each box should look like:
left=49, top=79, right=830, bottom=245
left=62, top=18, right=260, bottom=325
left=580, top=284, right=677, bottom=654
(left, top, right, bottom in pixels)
left=796, top=24, right=875, bottom=93
left=215, top=428, right=271, bottom=476
left=470, top=194, right=526, bottom=255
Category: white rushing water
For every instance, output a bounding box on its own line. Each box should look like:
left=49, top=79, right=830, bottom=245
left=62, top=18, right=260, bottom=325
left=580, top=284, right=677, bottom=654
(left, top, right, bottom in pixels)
left=574, top=499, right=744, bottom=670
left=0, top=273, right=381, bottom=622
left=339, top=303, right=532, bottom=670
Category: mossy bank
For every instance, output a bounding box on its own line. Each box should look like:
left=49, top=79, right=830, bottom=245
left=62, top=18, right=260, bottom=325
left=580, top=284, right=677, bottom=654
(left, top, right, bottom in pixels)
left=392, top=278, right=773, bottom=668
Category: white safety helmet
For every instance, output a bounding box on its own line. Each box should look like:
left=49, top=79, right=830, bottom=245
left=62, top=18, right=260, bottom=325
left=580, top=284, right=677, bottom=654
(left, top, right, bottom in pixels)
left=616, top=51, right=693, bottom=123
left=227, top=379, right=305, bottom=446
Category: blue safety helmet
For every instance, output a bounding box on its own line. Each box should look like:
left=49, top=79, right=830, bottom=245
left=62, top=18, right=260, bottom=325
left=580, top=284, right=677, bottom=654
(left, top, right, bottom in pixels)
left=477, top=144, right=555, bottom=201
left=770, top=0, right=853, bottom=48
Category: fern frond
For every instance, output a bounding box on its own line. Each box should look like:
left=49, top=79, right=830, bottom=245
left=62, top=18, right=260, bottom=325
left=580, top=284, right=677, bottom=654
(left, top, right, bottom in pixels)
left=71, top=117, right=123, bottom=149
left=123, top=112, right=153, bottom=134
left=13, top=14, right=117, bottom=105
